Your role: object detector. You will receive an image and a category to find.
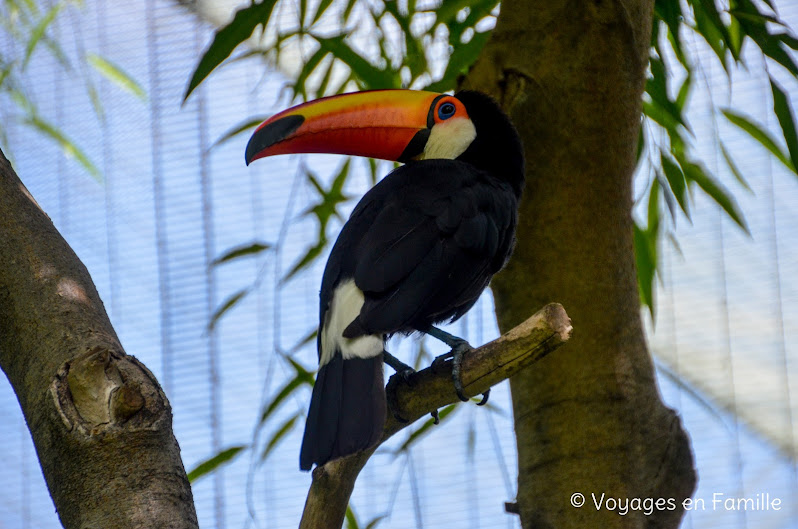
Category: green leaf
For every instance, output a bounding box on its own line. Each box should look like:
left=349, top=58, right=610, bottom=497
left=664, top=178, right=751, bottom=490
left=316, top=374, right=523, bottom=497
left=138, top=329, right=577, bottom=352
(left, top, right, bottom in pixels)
left=364, top=515, right=387, bottom=529
left=397, top=404, right=457, bottom=452
left=311, top=0, right=335, bottom=25
left=22, top=1, right=62, bottom=69
left=289, top=328, right=318, bottom=353
left=345, top=506, right=360, bottom=529
left=314, top=35, right=398, bottom=89
left=719, top=142, right=752, bottom=192
left=211, top=116, right=269, bottom=150
left=292, top=47, right=328, bottom=100
left=634, top=222, right=656, bottom=317
left=23, top=116, right=102, bottom=181
left=259, top=371, right=313, bottom=425
left=769, top=78, right=798, bottom=173
left=187, top=445, right=247, bottom=483
left=208, top=288, right=250, bottom=331
left=260, top=413, right=300, bottom=462
left=210, top=241, right=271, bottom=267
left=425, top=30, right=490, bottom=92
left=282, top=239, right=326, bottom=283
left=184, top=0, right=279, bottom=102
left=660, top=151, right=690, bottom=218
left=87, top=53, right=146, bottom=100
left=680, top=158, right=749, bottom=234
left=722, top=109, right=794, bottom=171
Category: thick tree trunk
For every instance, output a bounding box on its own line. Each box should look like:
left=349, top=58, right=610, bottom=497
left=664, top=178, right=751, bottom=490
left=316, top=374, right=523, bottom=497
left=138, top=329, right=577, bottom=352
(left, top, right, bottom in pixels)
left=0, top=150, right=199, bottom=529
left=462, top=1, right=696, bottom=527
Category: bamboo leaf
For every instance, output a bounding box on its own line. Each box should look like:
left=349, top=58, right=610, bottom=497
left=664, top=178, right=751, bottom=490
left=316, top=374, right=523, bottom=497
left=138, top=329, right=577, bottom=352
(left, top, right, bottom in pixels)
left=722, top=109, right=794, bottom=171
left=259, top=372, right=313, bottom=425
left=211, top=116, right=269, bottom=150
left=634, top=222, right=656, bottom=317
left=187, top=445, right=247, bottom=483
left=260, top=413, right=300, bottom=462
left=22, top=1, right=62, bottom=69
left=210, top=241, right=272, bottom=267
left=769, top=78, right=798, bottom=173
left=680, top=158, right=749, bottom=234
left=345, top=506, right=360, bottom=529
left=23, top=116, right=102, bottom=181
left=314, top=35, right=398, bottom=89
left=208, top=288, right=250, bottom=331
left=660, top=151, right=690, bottom=218
left=184, top=0, right=279, bottom=101
left=87, top=53, right=146, bottom=100
left=719, top=142, right=752, bottom=192
left=397, top=404, right=457, bottom=452
left=281, top=240, right=326, bottom=283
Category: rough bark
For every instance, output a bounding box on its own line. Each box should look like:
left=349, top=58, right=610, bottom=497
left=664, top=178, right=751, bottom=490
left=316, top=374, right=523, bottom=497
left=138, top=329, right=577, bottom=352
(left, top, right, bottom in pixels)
left=460, top=1, right=697, bottom=528
left=0, top=150, right=199, bottom=529
left=299, top=304, right=573, bottom=529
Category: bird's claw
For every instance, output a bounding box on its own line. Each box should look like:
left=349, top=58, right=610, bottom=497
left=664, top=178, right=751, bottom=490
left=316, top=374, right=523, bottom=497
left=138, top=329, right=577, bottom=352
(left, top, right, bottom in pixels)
left=476, top=388, right=490, bottom=406
left=449, top=340, right=472, bottom=402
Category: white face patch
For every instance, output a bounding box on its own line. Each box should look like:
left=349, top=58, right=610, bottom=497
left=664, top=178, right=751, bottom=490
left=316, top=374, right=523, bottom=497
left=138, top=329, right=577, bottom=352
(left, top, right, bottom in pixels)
left=419, top=117, right=477, bottom=160
left=320, top=280, right=383, bottom=366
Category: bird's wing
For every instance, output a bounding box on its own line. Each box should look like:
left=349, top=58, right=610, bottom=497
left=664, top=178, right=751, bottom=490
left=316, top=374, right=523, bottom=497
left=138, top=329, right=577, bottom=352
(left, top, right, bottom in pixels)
left=344, top=160, right=517, bottom=336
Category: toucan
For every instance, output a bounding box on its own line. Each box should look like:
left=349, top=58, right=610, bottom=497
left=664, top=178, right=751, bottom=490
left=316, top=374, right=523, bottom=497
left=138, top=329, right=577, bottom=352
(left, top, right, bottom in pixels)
left=245, top=89, right=524, bottom=471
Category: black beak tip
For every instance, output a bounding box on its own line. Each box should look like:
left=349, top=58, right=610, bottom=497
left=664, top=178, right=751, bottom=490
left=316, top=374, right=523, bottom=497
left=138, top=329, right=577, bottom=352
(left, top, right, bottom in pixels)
left=244, top=114, right=305, bottom=167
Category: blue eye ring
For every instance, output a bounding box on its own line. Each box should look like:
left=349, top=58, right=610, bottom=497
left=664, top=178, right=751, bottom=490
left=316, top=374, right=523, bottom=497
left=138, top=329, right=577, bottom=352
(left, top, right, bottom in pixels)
left=438, top=101, right=456, bottom=120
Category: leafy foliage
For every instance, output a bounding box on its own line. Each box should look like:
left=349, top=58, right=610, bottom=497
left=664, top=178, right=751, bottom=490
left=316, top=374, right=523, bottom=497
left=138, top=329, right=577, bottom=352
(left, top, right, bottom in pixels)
left=0, top=0, right=145, bottom=179
left=638, top=0, right=798, bottom=313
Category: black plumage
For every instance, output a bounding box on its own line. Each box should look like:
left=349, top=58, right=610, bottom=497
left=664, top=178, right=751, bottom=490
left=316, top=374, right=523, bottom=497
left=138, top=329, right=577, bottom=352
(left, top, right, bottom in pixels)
left=300, top=91, right=525, bottom=470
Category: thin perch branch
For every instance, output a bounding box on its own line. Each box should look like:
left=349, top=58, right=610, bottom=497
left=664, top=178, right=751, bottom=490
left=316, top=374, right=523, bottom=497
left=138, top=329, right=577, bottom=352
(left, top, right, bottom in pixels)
left=298, top=303, right=572, bottom=529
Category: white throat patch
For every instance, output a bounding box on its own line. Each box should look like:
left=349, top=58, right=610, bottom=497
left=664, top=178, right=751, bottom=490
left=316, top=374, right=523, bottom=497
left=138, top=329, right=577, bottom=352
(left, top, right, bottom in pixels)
left=320, top=280, right=383, bottom=366
left=419, top=117, right=477, bottom=160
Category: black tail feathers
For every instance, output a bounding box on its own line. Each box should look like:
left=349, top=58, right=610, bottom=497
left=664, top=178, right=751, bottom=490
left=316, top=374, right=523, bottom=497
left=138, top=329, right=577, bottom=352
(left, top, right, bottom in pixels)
left=299, top=352, right=385, bottom=471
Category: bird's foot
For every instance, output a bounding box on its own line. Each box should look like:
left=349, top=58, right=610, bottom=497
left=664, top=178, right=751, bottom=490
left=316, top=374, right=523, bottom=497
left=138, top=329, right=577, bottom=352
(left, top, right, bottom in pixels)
left=384, top=351, right=440, bottom=423
left=383, top=351, right=415, bottom=384
left=428, top=333, right=489, bottom=405
left=384, top=351, right=414, bottom=423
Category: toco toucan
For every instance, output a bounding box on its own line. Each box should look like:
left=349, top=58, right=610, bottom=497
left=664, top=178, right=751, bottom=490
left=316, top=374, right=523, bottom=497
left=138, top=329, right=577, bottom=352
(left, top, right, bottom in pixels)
left=245, top=89, right=524, bottom=471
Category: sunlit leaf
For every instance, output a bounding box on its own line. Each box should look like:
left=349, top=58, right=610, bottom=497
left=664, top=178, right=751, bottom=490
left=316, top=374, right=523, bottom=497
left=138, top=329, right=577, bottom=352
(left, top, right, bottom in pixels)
left=210, top=241, right=272, bottom=267
left=208, top=288, right=250, bottom=331
left=23, top=116, right=101, bottom=181
left=22, top=1, right=62, bottom=69
left=184, top=0, right=279, bottom=101
left=87, top=53, right=146, bottom=100
left=187, top=445, right=247, bottom=483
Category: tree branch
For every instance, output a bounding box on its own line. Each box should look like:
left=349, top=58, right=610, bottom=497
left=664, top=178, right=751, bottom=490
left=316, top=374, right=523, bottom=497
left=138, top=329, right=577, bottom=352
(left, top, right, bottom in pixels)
left=0, top=149, right=199, bottom=528
left=298, top=303, right=572, bottom=529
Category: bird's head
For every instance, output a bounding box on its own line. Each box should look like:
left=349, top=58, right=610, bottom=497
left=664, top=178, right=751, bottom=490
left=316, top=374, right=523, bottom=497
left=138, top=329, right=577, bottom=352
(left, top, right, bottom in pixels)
left=245, top=89, right=524, bottom=195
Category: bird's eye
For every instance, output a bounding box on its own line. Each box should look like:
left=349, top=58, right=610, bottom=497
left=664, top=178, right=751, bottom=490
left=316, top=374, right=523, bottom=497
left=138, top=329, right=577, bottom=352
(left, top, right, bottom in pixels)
left=438, top=102, right=456, bottom=120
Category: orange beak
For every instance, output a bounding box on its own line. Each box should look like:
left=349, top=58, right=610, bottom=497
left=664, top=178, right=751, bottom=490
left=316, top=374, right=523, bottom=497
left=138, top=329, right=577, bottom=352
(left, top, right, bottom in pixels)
left=245, top=90, right=445, bottom=165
